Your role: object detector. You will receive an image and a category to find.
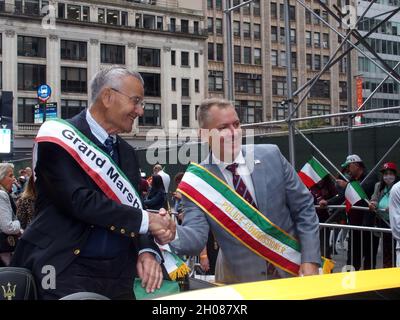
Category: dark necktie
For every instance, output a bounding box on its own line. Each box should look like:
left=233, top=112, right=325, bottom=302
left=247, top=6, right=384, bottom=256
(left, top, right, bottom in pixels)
left=226, top=163, right=258, bottom=209
left=104, top=136, right=118, bottom=162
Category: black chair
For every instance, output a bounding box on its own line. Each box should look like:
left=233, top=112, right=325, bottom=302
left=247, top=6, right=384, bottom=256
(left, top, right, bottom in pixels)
left=0, top=267, right=38, bottom=300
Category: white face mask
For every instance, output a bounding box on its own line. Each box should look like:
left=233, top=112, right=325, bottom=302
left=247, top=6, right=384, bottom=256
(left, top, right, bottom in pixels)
left=383, top=174, right=396, bottom=185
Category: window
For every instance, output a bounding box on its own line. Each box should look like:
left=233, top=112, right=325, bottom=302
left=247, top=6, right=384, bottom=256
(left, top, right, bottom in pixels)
left=233, top=21, right=240, bottom=37
left=208, top=18, right=213, bottom=33
left=67, top=4, right=81, bottom=21
left=314, top=32, right=320, bottom=47
left=207, top=0, right=213, bottom=9
left=305, top=9, right=311, bottom=24
left=181, top=79, right=189, bottom=97
left=323, top=33, right=329, bottom=48
left=290, top=29, right=296, bottom=44
left=193, top=21, right=199, bottom=34
left=234, top=45, right=241, bottom=63
left=323, top=55, right=329, bottom=67
left=61, top=40, right=87, bottom=61
left=195, top=105, right=199, bottom=120
left=235, top=73, right=262, bottom=95
left=208, top=43, right=214, bottom=60
left=254, top=48, right=261, bottom=65
left=61, top=67, right=87, bottom=93
left=271, top=2, right=277, bottom=18
left=216, top=44, right=223, bottom=61
left=61, top=100, right=87, bottom=119
left=271, top=26, right=278, bottom=42
left=216, top=0, right=222, bottom=10
left=172, top=104, right=177, bottom=120
left=17, top=36, right=46, bottom=58
left=18, top=63, right=46, bottom=91
left=235, top=100, right=263, bottom=124
left=306, top=31, right=312, bottom=47
left=253, top=0, right=260, bottom=16
left=141, top=72, right=161, bottom=97
left=307, top=104, right=331, bottom=124
left=271, top=50, right=278, bottom=66
left=0, top=62, right=2, bottom=89
left=280, top=51, right=286, bottom=67
left=171, top=50, right=176, bottom=65
left=138, top=47, right=160, bottom=67
left=216, top=18, right=223, bottom=35
left=254, top=24, right=261, bottom=40
left=181, top=51, right=189, bottom=67
left=243, top=47, right=251, bottom=64
left=279, top=4, right=296, bottom=21
left=18, top=98, right=36, bottom=123
left=169, top=17, right=176, bottom=32
left=309, top=79, right=330, bottom=98
left=101, top=44, right=125, bottom=64
left=143, top=14, right=155, bottom=29
left=291, top=52, right=297, bottom=68
left=195, top=80, right=200, bottom=93
left=181, top=19, right=189, bottom=33
left=243, top=23, right=250, bottom=38
left=98, top=8, right=105, bottom=23
left=272, top=76, right=297, bottom=96
left=58, top=3, right=65, bottom=18
left=208, top=71, right=223, bottom=92
left=171, top=78, right=176, bottom=91
left=182, top=105, right=190, bottom=127
left=306, top=54, right=312, bottom=69
left=121, top=12, right=128, bottom=26
left=194, top=52, right=199, bottom=67
left=339, top=81, right=347, bottom=100
left=314, top=55, right=321, bottom=70
left=139, top=103, right=161, bottom=126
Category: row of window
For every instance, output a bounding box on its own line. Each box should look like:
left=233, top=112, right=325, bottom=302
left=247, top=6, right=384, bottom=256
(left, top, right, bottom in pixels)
left=12, top=35, right=201, bottom=68
left=272, top=103, right=331, bottom=121
left=208, top=43, right=224, bottom=61
left=171, top=78, right=201, bottom=96
left=233, top=46, right=262, bottom=65
left=358, top=17, right=400, bottom=36
left=365, top=38, right=400, bottom=56
left=232, top=21, right=261, bottom=40
left=171, top=104, right=198, bottom=128
left=363, top=79, right=399, bottom=94
left=359, top=57, right=399, bottom=73
left=270, top=27, right=296, bottom=44
left=305, top=31, right=330, bottom=49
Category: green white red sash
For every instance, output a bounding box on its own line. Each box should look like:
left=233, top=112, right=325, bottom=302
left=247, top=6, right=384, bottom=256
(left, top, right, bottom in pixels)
left=35, top=119, right=189, bottom=280
left=177, top=162, right=334, bottom=276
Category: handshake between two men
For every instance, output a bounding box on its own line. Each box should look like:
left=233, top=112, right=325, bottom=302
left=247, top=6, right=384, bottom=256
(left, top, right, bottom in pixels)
left=148, top=208, right=176, bottom=245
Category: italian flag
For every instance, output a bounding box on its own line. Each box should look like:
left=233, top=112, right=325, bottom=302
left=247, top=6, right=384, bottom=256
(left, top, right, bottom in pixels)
left=345, top=181, right=368, bottom=212
left=298, top=157, right=329, bottom=188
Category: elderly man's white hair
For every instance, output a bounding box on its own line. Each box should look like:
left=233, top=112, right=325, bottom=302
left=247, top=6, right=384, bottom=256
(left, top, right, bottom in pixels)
left=90, top=66, right=144, bottom=105
left=0, top=163, right=14, bottom=180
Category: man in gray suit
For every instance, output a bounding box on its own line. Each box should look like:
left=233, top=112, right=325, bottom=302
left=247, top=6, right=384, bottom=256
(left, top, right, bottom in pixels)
left=162, top=98, right=321, bottom=284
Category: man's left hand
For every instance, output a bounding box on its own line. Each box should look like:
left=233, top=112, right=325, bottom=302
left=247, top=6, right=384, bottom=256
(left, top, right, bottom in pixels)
left=299, top=262, right=319, bottom=277
left=136, top=252, right=163, bottom=293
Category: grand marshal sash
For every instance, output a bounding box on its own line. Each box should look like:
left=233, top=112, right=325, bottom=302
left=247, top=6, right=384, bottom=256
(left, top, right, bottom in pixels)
left=35, top=119, right=189, bottom=280
left=177, top=162, right=334, bottom=276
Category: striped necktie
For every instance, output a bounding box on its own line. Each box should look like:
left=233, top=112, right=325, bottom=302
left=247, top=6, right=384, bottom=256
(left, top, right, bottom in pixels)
left=104, top=136, right=117, bottom=161
left=226, top=163, right=257, bottom=209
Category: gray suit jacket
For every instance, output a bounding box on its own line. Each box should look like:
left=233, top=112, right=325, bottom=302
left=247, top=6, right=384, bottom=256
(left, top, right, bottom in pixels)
left=170, top=144, right=320, bottom=284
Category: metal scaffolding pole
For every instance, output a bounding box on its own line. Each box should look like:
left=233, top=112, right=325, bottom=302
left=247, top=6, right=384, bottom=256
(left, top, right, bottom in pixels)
left=284, top=0, right=295, bottom=166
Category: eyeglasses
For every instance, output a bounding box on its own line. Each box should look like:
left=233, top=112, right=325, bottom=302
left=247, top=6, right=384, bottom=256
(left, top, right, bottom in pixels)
left=110, top=87, right=145, bottom=108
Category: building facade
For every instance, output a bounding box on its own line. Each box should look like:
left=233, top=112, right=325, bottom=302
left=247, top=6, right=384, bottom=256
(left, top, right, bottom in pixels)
left=357, top=0, right=400, bottom=123
left=0, top=0, right=207, bottom=157
left=207, top=0, right=357, bottom=129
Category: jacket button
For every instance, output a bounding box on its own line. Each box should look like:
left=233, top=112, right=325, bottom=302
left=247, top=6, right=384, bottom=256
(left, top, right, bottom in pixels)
left=74, top=249, right=80, bottom=255
left=110, top=226, right=116, bottom=231
left=120, top=228, right=126, bottom=234
left=130, top=232, right=135, bottom=238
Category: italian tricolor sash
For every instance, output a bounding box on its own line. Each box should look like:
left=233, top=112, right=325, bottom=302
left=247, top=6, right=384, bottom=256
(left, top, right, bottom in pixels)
left=35, top=119, right=189, bottom=280
left=178, top=163, right=334, bottom=276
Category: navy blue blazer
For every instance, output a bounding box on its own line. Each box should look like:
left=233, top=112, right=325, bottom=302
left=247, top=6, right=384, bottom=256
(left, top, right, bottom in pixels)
left=11, top=110, right=160, bottom=282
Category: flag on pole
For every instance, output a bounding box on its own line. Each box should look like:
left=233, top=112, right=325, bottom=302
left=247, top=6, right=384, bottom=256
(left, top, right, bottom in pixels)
left=298, top=157, right=329, bottom=188
left=345, top=181, right=368, bottom=212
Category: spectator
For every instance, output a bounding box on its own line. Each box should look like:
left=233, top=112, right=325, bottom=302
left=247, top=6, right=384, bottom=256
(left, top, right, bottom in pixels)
left=16, top=175, right=37, bottom=230
left=369, top=162, right=399, bottom=267
left=389, top=181, right=400, bottom=267
left=144, top=175, right=166, bottom=210
left=0, top=163, right=23, bottom=266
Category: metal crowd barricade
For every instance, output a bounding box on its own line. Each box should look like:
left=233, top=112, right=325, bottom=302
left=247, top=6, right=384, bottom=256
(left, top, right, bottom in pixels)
left=319, top=204, right=396, bottom=272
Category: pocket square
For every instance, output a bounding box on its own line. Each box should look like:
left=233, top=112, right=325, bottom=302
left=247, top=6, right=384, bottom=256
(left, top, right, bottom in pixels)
left=254, top=159, right=261, bottom=164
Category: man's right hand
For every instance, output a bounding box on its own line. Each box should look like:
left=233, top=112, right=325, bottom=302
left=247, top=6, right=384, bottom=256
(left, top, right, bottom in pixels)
left=148, top=209, right=176, bottom=245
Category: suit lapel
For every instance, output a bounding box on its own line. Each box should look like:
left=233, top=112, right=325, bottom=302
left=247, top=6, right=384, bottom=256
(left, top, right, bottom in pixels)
left=243, top=145, right=267, bottom=213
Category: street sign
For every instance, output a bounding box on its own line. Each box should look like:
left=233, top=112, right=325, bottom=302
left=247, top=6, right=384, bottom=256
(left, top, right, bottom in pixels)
left=37, top=84, right=52, bottom=102
left=34, top=102, right=58, bottom=124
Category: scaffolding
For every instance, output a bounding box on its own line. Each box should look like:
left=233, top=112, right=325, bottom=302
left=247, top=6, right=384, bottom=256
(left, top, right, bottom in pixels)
left=224, top=0, right=400, bottom=178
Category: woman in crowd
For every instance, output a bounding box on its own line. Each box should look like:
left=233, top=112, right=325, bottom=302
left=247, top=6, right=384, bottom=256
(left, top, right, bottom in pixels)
left=369, top=162, right=399, bottom=268
left=0, top=163, right=23, bottom=266
left=16, top=176, right=36, bottom=230
left=144, top=174, right=166, bottom=210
